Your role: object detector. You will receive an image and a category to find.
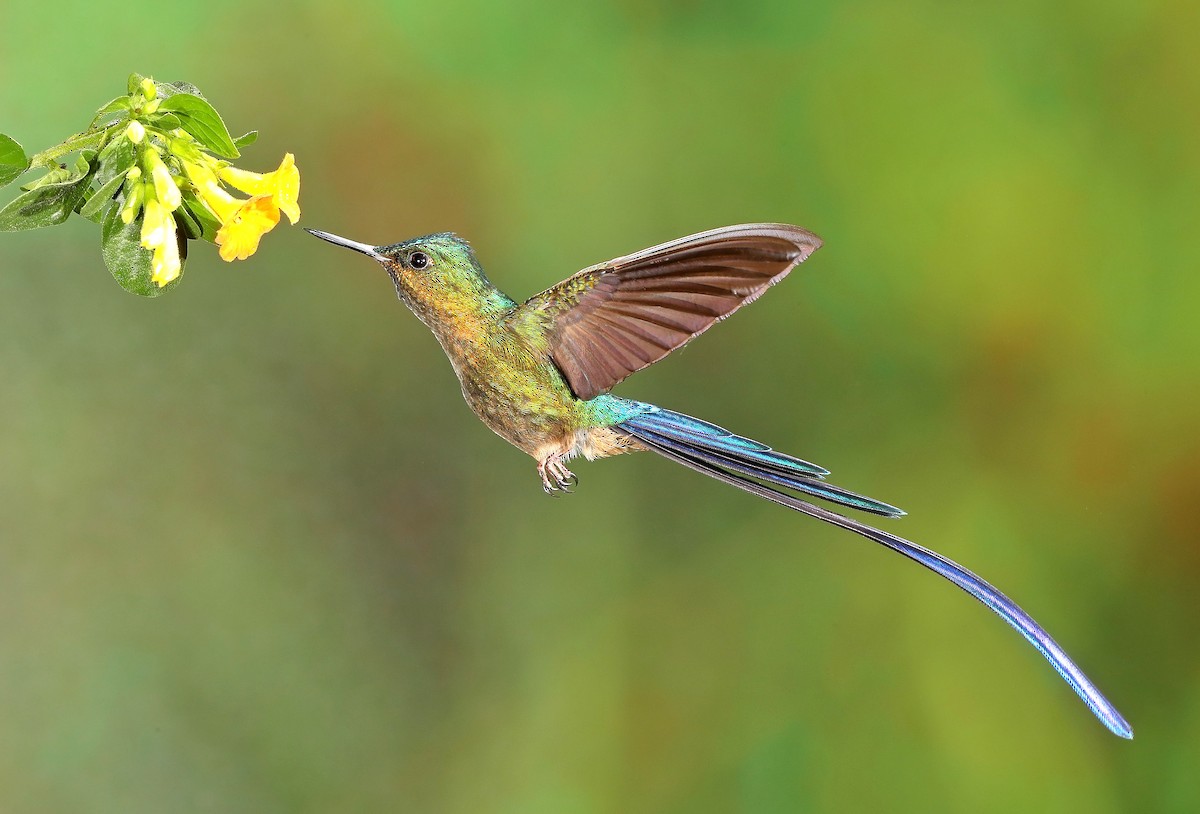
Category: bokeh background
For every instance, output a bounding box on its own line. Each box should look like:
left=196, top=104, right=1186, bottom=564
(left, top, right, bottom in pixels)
left=2, top=1, right=1197, bottom=811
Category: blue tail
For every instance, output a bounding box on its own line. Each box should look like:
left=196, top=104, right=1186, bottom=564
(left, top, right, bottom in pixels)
left=620, top=406, right=904, bottom=516
left=617, top=405, right=1132, bottom=739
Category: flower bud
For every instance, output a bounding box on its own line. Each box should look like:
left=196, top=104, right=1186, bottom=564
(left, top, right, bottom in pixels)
left=120, top=182, right=145, bottom=225
left=125, top=120, right=146, bottom=144
left=146, top=151, right=182, bottom=212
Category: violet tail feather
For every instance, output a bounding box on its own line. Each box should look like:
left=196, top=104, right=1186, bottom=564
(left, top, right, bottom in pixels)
left=616, top=406, right=1132, bottom=739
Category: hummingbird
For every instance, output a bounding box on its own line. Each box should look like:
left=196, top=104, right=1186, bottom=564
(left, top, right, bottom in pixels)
left=307, top=223, right=1131, bottom=739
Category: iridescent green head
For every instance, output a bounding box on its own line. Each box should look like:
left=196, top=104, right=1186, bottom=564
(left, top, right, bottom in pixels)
left=307, top=229, right=514, bottom=327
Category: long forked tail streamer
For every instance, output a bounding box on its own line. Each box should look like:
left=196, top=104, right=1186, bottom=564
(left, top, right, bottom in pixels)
left=617, top=412, right=1132, bottom=739
left=621, top=407, right=904, bottom=517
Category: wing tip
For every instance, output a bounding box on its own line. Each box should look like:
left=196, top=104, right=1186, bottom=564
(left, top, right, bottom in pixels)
left=755, top=222, right=823, bottom=258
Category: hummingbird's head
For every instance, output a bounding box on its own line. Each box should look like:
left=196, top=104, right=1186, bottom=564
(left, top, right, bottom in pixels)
left=307, top=228, right=508, bottom=328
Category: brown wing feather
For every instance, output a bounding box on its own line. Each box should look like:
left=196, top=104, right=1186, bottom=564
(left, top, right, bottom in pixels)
left=523, top=224, right=822, bottom=400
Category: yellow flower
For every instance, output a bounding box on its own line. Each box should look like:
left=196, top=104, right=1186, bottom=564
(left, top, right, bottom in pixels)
left=183, top=159, right=282, bottom=262
left=216, top=196, right=280, bottom=261
left=219, top=153, right=300, bottom=224
left=184, top=160, right=239, bottom=221
left=140, top=198, right=171, bottom=249
left=139, top=198, right=182, bottom=287
left=151, top=227, right=182, bottom=287
left=126, top=120, right=146, bottom=144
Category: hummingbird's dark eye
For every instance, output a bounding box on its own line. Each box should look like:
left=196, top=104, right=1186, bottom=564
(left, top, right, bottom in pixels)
left=409, top=251, right=430, bottom=270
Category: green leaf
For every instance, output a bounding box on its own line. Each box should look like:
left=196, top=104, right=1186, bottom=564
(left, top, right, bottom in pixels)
left=80, top=172, right=128, bottom=221
left=159, top=80, right=206, bottom=99
left=179, top=192, right=220, bottom=242
left=29, top=127, right=112, bottom=169
left=0, top=171, right=92, bottom=231
left=21, top=165, right=74, bottom=191
left=147, top=112, right=182, bottom=131
left=157, top=93, right=239, bottom=158
left=95, top=134, right=135, bottom=186
left=89, top=96, right=132, bottom=129
left=21, top=153, right=93, bottom=193
left=101, top=202, right=184, bottom=296
left=0, top=133, right=29, bottom=188
left=233, top=130, right=259, bottom=149
left=128, top=73, right=146, bottom=95
left=174, top=199, right=203, bottom=240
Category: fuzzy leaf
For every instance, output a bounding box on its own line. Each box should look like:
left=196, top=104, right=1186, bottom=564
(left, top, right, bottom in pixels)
left=158, top=80, right=206, bottom=100
left=179, top=191, right=220, bottom=242
left=0, top=133, right=29, bottom=188
left=233, top=130, right=259, bottom=149
left=94, top=135, right=136, bottom=186
left=101, top=202, right=183, bottom=296
left=157, top=93, right=239, bottom=158
left=89, top=96, right=132, bottom=129
left=29, top=128, right=111, bottom=169
left=0, top=171, right=92, bottom=231
left=80, top=172, right=128, bottom=221
left=148, top=112, right=182, bottom=131
left=174, top=200, right=203, bottom=240
left=21, top=166, right=75, bottom=192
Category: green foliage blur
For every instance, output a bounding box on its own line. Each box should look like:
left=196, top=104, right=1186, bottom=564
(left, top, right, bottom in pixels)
left=1, top=2, right=1196, bottom=811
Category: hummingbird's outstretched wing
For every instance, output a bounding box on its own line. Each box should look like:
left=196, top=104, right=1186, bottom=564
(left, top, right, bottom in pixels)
left=519, top=224, right=821, bottom=400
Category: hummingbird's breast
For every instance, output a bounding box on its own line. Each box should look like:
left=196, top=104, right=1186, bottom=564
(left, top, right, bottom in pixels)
left=432, top=313, right=585, bottom=457
left=398, top=278, right=642, bottom=464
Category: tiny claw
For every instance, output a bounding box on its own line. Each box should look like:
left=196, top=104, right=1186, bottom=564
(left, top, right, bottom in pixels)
left=539, top=454, right=578, bottom=496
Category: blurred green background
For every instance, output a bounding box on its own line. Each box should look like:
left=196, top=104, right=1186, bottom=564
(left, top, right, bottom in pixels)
left=2, top=1, right=1197, bottom=811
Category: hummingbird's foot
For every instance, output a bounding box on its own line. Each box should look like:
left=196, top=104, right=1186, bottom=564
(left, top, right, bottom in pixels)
left=538, top=454, right=578, bottom=495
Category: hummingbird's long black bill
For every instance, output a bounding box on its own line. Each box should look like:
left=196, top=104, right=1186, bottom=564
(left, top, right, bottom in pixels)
left=305, top=229, right=385, bottom=260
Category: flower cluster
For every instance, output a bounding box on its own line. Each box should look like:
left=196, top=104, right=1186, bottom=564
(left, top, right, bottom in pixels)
left=0, top=74, right=301, bottom=296
left=122, top=78, right=300, bottom=287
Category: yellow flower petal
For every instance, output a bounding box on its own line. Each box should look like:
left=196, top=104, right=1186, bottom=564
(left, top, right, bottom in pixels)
left=217, top=166, right=261, bottom=192
left=219, top=153, right=300, bottom=224
left=151, top=230, right=182, bottom=287
left=183, top=160, right=241, bottom=223
left=148, top=152, right=181, bottom=211
left=138, top=197, right=181, bottom=286
left=140, top=198, right=172, bottom=249
left=216, top=196, right=281, bottom=261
